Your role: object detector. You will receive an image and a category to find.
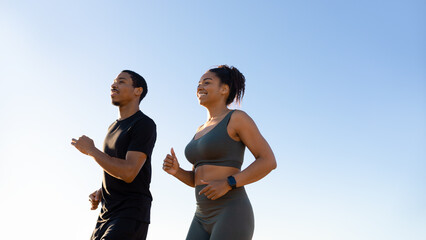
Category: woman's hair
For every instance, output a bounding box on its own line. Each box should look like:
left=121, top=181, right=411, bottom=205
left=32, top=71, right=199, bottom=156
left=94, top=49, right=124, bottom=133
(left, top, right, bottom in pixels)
left=208, top=65, right=245, bottom=105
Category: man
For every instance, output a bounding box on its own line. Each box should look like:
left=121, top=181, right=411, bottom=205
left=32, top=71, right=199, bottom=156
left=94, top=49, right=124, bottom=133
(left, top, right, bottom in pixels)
left=71, top=70, right=157, bottom=240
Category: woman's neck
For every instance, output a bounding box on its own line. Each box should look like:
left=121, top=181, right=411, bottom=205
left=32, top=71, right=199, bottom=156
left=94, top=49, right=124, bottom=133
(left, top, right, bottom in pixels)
left=206, top=106, right=230, bottom=121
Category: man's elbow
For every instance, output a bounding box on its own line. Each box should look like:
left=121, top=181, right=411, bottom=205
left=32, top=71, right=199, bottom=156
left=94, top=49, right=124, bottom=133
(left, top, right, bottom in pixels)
left=122, top=161, right=145, bottom=183
left=123, top=172, right=138, bottom=183
left=123, top=178, right=135, bottom=184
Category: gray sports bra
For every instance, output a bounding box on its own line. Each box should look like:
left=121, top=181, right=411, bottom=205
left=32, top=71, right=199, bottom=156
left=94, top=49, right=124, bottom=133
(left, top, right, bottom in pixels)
left=185, top=110, right=245, bottom=169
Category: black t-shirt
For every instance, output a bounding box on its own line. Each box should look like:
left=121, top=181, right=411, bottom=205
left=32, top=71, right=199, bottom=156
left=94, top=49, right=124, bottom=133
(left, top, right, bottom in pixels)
left=99, top=111, right=157, bottom=223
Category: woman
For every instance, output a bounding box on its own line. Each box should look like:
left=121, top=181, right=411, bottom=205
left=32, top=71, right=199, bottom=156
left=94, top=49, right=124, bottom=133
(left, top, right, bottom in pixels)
left=163, top=65, right=277, bottom=240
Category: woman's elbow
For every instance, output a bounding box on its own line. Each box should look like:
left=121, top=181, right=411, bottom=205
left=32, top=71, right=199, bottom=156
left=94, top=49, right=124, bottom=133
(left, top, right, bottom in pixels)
left=269, top=156, right=277, bottom=170
left=258, top=154, right=277, bottom=172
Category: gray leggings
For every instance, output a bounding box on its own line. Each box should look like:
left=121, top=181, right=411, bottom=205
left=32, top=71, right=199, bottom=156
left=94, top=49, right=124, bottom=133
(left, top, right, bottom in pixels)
left=186, top=185, right=254, bottom=240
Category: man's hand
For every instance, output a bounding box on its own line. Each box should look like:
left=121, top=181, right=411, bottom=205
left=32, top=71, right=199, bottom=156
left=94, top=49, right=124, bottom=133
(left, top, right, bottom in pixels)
left=89, top=189, right=102, bottom=210
left=71, top=135, right=96, bottom=155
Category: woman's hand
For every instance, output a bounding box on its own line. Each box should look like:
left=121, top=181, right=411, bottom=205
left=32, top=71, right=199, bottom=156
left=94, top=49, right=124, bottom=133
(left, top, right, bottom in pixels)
left=163, top=148, right=180, bottom=176
left=199, top=179, right=231, bottom=200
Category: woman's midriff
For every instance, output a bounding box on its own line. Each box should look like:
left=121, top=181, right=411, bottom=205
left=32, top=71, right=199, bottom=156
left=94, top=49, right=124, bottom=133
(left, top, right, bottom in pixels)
left=194, top=165, right=240, bottom=186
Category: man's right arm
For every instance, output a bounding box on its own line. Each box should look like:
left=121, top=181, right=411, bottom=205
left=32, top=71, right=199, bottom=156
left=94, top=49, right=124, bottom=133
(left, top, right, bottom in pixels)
left=72, top=135, right=147, bottom=183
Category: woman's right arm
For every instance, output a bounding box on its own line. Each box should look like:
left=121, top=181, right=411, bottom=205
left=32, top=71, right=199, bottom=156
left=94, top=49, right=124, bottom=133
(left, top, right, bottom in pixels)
left=163, top=148, right=195, bottom=187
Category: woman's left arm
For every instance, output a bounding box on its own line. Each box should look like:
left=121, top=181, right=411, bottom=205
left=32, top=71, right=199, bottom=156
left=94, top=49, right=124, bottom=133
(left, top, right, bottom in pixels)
left=198, top=111, right=277, bottom=200
left=231, top=111, right=277, bottom=187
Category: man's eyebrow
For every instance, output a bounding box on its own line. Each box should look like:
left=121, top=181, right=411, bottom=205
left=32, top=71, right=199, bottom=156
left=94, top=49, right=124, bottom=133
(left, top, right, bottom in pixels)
left=114, top=77, right=127, bottom=81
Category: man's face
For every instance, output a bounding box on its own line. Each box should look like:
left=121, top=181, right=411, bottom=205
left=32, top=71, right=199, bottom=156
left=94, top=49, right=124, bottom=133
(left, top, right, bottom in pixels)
left=110, top=72, right=140, bottom=106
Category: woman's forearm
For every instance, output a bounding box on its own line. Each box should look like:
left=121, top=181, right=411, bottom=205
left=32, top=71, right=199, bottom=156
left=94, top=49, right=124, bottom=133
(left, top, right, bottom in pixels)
left=233, top=155, right=277, bottom=187
left=173, top=167, right=195, bottom=187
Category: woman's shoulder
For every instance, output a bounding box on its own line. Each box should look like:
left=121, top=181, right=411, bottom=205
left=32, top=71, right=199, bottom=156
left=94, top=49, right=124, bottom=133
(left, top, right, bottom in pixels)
left=230, top=109, right=255, bottom=124
left=231, top=109, right=250, bottom=117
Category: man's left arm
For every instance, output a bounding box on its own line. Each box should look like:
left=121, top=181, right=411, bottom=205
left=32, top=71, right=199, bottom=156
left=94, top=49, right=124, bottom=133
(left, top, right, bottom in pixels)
left=71, top=135, right=146, bottom=183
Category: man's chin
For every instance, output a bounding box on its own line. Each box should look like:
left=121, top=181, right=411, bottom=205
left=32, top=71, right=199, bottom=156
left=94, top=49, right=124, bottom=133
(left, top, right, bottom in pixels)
left=112, top=100, right=120, bottom=106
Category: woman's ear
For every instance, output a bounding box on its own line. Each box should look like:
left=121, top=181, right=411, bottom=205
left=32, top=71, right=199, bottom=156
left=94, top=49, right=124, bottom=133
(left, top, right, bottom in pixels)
left=221, top=84, right=230, bottom=95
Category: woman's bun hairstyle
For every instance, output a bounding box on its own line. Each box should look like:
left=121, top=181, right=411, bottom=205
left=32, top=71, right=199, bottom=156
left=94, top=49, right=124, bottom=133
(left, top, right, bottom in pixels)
left=208, top=65, right=245, bottom=105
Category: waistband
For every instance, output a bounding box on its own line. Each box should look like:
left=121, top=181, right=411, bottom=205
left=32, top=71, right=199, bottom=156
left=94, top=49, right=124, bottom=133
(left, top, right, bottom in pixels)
left=195, top=184, right=248, bottom=206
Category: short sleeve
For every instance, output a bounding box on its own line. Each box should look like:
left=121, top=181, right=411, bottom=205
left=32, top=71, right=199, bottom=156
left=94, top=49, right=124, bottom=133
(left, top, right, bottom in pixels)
left=127, top=118, right=157, bottom=156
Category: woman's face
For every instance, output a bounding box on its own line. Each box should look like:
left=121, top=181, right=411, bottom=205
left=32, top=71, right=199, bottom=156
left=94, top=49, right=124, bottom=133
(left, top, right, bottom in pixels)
left=197, top=71, right=228, bottom=106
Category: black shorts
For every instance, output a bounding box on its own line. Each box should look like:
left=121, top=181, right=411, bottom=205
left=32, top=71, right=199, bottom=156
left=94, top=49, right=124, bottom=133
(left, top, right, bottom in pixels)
left=90, top=218, right=149, bottom=240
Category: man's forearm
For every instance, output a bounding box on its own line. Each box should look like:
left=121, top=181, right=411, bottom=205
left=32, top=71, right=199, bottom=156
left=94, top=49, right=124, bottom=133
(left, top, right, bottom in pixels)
left=88, top=147, right=134, bottom=183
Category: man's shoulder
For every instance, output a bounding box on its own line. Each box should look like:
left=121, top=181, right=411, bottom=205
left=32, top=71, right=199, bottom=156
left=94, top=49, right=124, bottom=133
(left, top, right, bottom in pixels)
left=134, top=112, right=156, bottom=131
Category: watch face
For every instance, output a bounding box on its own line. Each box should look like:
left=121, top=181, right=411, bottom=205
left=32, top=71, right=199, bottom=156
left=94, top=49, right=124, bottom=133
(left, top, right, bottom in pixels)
left=227, top=176, right=237, bottom=188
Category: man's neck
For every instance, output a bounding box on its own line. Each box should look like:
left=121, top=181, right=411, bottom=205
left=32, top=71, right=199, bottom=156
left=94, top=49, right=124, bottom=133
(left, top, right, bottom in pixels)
left=118, top=102, right=140, bottom=120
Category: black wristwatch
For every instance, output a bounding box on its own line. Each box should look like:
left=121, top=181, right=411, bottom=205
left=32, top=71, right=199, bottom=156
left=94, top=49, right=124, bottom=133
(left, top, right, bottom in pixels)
left=227, top=176, right=237, bottom=189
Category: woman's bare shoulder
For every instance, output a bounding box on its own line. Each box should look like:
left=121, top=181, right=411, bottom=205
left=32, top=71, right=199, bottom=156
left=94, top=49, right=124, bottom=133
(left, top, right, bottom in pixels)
left=231, top=109, right=253, bottom=121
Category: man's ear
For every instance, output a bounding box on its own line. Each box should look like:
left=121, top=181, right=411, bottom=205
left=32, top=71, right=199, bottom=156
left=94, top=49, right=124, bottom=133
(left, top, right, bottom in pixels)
left=134, top=87, right=143, bottom=96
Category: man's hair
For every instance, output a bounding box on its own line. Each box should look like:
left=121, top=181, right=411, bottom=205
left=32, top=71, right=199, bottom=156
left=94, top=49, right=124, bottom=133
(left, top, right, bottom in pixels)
left=122, top=70, right=148, bottom=103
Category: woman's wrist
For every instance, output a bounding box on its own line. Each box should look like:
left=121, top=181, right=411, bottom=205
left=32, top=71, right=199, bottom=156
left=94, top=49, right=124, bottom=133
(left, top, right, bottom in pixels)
left=172, top=167, right=181, bottom=177
left=227, top=175, right=237, bottom=189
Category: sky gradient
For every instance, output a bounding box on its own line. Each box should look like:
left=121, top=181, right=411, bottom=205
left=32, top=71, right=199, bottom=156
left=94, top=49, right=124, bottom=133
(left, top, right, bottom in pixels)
left=1, top=1, right=425, bottom=239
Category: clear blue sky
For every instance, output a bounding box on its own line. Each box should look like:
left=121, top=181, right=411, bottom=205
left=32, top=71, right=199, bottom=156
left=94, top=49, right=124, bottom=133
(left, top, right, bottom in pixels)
left=0, top=0, right=425, bottom=239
